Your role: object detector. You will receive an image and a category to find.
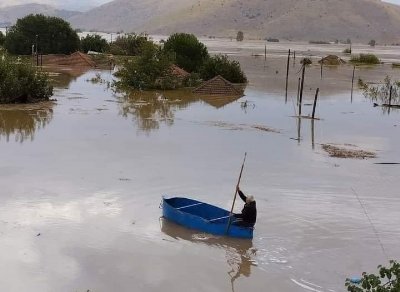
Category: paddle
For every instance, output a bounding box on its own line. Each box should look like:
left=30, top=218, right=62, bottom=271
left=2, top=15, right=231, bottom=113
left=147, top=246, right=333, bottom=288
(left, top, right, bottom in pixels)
left=225, top=152, right=247, bottom=235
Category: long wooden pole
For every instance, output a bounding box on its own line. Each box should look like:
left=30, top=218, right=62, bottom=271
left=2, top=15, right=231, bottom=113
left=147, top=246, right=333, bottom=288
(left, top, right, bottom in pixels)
left=311, top=88, right=320, bottom=119
left=226, top=152, right=247, bottom=235
left=320, top=60, right=323, bottom=80
left=351, top=66, right=355, bottom=103
left=297, top=77, right=301, bottom=106
left=299, top=65, right=306, bottom=116
left=388, top=86, right=393, bottom=106
left=285, top=49, right=291, bottom=102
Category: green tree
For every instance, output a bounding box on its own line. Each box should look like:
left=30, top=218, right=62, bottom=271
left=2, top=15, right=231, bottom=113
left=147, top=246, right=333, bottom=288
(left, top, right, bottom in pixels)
left=163, top=33, right=209, bottom=72
left=0, top=31, right=5, bottom=46
left=369, top=39, right=376, bottom=47
left=236, top=31, right=244, bottom=42
left=4, top=14, right=80, bottom=55
left=80, top=34, right=109, bottom=53
left=0, top=53, right=53, bottom=103
left=345, top=260, right=399, bottom=292
left=110, top=33, right=152, bottom=56
left=115, top=42, right=175, bottom=90
left=350, top=54, right=380, bottom=64
left=200, top=54, right=247, bottom=83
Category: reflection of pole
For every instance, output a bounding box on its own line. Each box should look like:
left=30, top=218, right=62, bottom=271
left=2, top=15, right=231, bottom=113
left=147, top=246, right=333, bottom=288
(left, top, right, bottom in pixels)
left=311, top=119, right=315, bottom=150
left=297, top=117, right=302, bottom=144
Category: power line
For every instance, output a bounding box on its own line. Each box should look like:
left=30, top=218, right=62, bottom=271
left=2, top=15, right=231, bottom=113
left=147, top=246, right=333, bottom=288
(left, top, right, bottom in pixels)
left=351, top=188, right=389, bottom=260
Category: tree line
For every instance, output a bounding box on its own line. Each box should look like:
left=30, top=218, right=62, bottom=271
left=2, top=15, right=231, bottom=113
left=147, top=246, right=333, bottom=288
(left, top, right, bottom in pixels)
left=0, top=14, right=247, bottom=102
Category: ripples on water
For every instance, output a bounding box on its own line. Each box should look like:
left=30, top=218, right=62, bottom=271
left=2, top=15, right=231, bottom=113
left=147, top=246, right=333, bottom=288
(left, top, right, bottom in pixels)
left=0, top=54, right=399, bottom=291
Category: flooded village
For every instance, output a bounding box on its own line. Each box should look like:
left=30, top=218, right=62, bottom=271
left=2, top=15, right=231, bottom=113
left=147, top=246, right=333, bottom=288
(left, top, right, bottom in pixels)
left=1, top=2, right=400, bottom=292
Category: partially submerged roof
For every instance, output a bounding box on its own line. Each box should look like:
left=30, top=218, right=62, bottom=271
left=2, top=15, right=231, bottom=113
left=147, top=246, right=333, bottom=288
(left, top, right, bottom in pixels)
left=170, top=64, right=190, bottom=78
left=193, top=75, right=243, bottom=96
left=319, top=55, right=346, bottom=65
left=42, top=52, right=97, bottom=67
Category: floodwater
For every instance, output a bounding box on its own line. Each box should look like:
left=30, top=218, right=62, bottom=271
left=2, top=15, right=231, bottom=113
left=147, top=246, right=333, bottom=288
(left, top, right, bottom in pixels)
left=0, top=42, right=400, bottom=292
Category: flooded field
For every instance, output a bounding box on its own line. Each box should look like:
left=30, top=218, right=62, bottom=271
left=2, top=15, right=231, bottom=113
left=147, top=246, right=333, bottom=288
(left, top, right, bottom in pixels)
left=0, top=41, right=400, bottom=292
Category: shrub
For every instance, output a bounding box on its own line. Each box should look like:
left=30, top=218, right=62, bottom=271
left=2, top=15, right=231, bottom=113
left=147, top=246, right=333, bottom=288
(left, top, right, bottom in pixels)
left=345, top=260, right=399, bottom=292
left=200, top=54, right=247, bottom=83
left=309, top=40, right=330, bottom=44
left=0, top=53, right=53, bottom=103
left=115, top=42, right=175, bottom=90
left=343, top=48, right=352, bottom=54
left=350, top=54, right=380, bottom=64
left=0, top=31, right=5, bottom=46
left=4, top=14, right=80, bottom=55
left=361, top=76, right=399, bottom=103
left=301, top=58, right=312, bottom=65
left=110, top=33, right=153, bottom=56
left=236, top=31, right=244, bottom=42
left=80, top=34, right=109, bottom=53
left=183, top=72, right=202, bottom=87
left=368, top=39, right=376, bottom=47
left=163, top=33, right=209, bottom=72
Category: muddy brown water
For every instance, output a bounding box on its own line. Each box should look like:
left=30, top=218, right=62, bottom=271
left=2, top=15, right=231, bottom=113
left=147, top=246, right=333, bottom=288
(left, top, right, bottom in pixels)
left=0, top=42, right=400, bottom=292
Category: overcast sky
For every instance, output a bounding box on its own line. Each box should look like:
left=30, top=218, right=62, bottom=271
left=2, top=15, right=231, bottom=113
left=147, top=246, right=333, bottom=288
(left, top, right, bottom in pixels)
left=0, top=0, right=112, bottom=11
left=0, top=0, right=399, bottom=11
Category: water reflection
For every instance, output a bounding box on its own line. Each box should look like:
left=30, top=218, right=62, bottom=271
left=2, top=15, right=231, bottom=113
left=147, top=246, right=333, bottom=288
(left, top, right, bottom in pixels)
left=292, top=117, right=317, bottom=150
left=200, top=95, right=242, bottom=109
left=379, top=104, right=400, bottom=115
left=118, top=90, right=199, bottom=133
left=160, top=219, right=256, bottom=291
left=46, top=67, right=90, bottom=89
left=0, top=103, right=54, bottom=143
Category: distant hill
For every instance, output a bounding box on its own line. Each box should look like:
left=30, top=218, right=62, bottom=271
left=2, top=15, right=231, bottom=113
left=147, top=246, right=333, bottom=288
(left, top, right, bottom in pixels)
left=0, top=3, right=80, bottom=27
left=68, top=0, right=400, bottom=42
left=2, top=1, right=400, bottom=43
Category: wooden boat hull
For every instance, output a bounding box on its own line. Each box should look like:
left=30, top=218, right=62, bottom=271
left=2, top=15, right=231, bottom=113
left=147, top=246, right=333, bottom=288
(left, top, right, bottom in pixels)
left=162, top=197, right=253, bottom=239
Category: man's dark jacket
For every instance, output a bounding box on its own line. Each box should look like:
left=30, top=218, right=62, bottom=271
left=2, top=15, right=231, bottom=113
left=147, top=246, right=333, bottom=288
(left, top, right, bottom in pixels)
left=235, top=190, right=257, bottom=227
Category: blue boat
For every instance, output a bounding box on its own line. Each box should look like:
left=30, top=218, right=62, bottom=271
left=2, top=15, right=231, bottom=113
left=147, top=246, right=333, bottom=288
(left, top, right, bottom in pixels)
left=162, top=197, right=254, bottom=239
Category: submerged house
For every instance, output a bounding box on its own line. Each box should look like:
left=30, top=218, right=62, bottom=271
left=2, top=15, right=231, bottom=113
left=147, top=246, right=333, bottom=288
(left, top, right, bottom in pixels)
left=193, top=75, right=244, bottom=108
left=318, top=55, right=346, bottom=65
left=41, top=52, right=97, bottom=67
left=193, top=75, right=244, bottom=96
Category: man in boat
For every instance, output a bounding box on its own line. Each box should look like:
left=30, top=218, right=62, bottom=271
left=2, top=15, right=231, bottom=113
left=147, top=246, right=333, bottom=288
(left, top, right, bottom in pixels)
left=233, top=187, right=257, bottom=227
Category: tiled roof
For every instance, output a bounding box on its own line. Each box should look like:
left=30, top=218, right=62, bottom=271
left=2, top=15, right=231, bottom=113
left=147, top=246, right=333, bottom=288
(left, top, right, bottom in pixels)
left=193, top=75, right=243, bottom=96
left=42, top=52, right=96, bottom=67
left=170, top=64, right=190, bottom=78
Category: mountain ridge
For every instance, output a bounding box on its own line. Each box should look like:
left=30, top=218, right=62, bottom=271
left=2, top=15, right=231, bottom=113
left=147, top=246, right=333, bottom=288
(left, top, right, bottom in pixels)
left=0, top=3, right=81, bottom=27
left=68, top=0, right=400, bottom=42
left=1, top=1, right=400, bottom=43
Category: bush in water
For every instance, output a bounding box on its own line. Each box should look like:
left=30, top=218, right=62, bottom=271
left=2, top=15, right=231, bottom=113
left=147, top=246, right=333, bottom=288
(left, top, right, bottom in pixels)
left=0, top=53, right=53, bottom=103
left=345, top=260, right=400, bottom=292
left=163, top=33, right=209, bottom=73
left=200, top=54, right=247, bottom=83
